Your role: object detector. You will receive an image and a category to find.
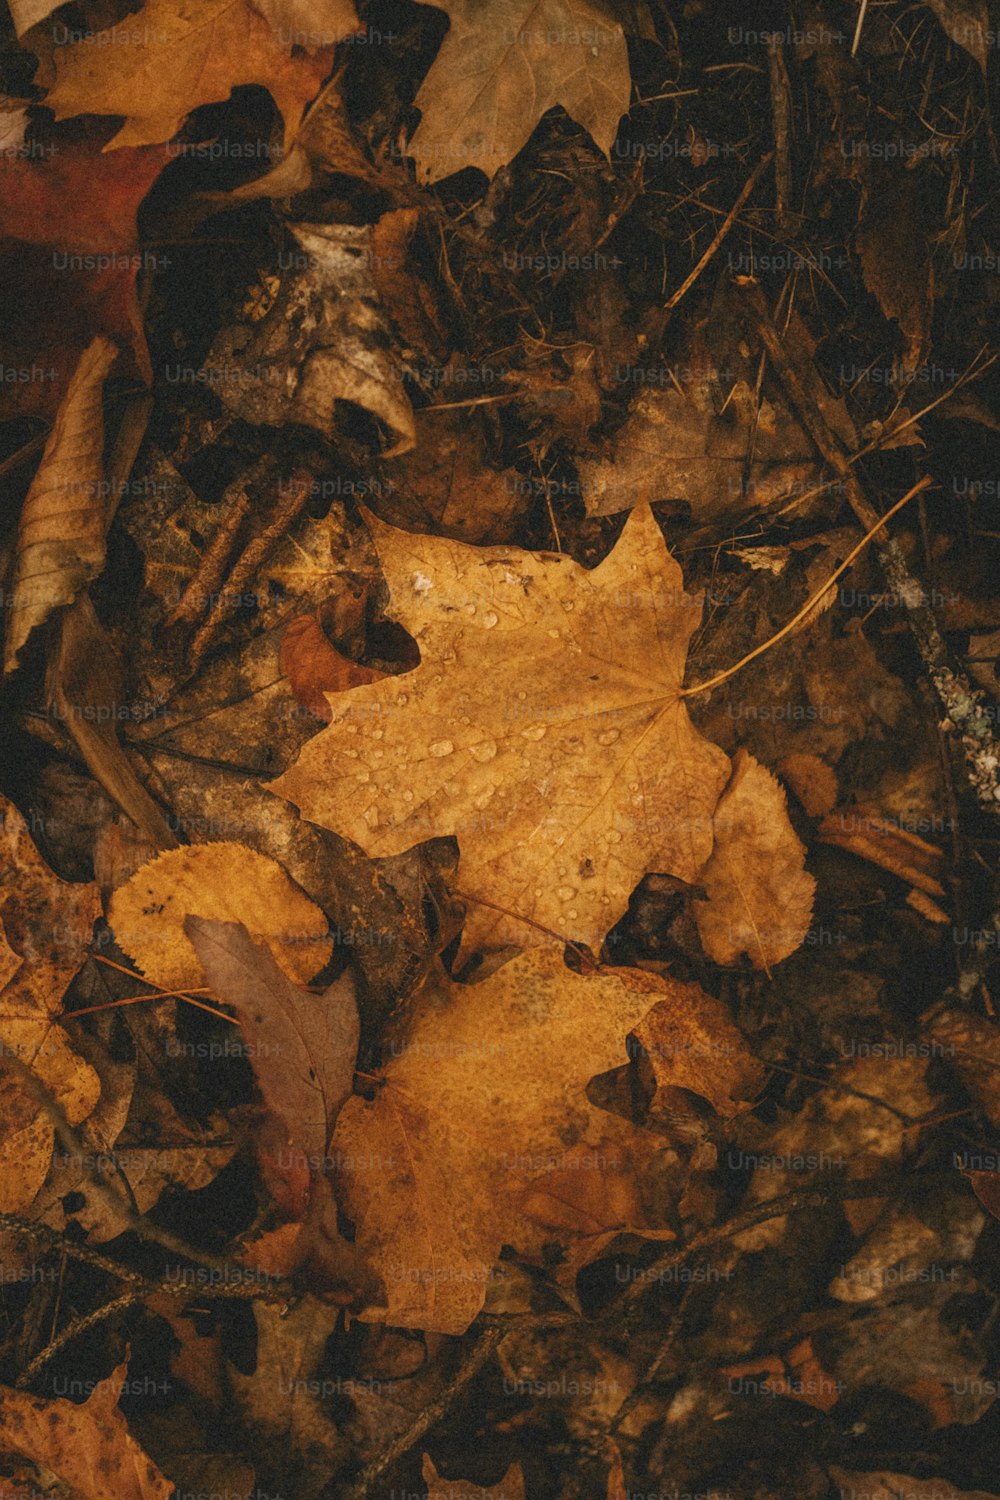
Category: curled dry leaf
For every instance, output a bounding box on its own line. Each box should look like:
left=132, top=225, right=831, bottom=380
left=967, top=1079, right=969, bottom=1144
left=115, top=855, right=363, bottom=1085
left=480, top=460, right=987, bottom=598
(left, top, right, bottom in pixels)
left=332, top=950, right=756, bottom=1334
left=269, top=504, right=732, bottom=958
left=108, top=842, right=333, bottom=991
left=423, top=1454, right=526, bottom=1500
left=47, top=594, right=179, bottom=849
left=0, top=1361, right=172, bottom=1500
left=0, top=793, right=101, bottom=1211
left=3, top=336, right=117, bottom=675
left=694, top=748, right=815, bottom=970
left=43, top=0, right=335, bottom=150
left=818, top=803, right=946, bottom=896
left=408, top=0, right=630, bottom=182
left=205, top=221, right=415, bottom=455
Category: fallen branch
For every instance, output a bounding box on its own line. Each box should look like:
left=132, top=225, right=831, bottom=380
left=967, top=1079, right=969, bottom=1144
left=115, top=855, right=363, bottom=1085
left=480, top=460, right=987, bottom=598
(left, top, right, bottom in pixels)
left=744, top=283, right=1000, bottom=814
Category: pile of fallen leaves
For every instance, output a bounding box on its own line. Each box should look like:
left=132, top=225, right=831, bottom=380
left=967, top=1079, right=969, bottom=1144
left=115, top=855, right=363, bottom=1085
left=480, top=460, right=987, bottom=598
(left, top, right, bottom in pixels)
left=3, top=0, right=1000, bottom=1497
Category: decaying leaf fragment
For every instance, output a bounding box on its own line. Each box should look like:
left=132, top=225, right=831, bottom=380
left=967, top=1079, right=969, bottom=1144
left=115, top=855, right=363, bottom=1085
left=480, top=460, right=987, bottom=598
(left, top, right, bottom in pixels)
left=0, top=1361, right=172, bottom=1500
left=270, top=504, right=731, bottom=956
left=332, top=950, right=758, bottom=1334
left=3, top=336, right=117, bottom=674
left=923, top=0, right=991, bottom=73
left=205, top=222, right=415, bottom=454
left=0, top=793, right=101, bottom=1211
left=109, top=842, right=333, bottom=991
left=408, top=0, right=631, bottom=181
left=694, top=748, right=815, bottom=969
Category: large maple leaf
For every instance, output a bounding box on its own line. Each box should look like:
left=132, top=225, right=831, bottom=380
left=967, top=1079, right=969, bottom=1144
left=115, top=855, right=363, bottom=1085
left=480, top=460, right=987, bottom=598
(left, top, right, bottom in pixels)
left=331, top=951, right=738, bottom=1333
left=408, top=0, right=631, bottom=182
left=43, top=0, right=338, bottom=151
left=269, top=504, right=731, bottom=956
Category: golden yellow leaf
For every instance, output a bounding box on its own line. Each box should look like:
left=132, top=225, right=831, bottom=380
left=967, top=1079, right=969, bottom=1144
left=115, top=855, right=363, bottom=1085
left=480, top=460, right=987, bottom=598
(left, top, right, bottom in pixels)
left=269, top=504, right=731, bottom=957
left=694, top=749, right=815, bottom=970
left=408, top=0, right=631, bottom=182
left=44, top=0, right=336, bottom=151
left=331, top=951, right=756, bottom=1334
left=108, top=842, right=333, bottom=991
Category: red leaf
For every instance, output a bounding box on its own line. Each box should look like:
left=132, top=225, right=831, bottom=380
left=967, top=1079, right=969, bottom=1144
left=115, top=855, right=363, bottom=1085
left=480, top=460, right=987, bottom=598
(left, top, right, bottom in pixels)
left=0, top=120, right=171, bottom=418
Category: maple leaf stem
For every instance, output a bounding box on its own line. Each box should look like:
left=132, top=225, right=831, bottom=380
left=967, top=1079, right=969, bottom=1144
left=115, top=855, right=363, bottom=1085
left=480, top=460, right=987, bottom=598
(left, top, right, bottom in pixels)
left=679, top=475, right=932, bottom=699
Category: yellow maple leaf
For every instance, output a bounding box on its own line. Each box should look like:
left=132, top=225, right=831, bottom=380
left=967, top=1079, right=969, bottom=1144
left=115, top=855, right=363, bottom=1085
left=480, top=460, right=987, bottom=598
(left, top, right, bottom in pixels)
left=269, top=503, right=731, bottom=957
left=332, top=950, right=758, bottom=1333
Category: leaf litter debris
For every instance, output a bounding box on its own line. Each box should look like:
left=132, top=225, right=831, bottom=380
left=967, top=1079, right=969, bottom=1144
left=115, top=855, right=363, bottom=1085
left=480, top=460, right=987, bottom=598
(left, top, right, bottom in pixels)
left=2, top=2, right=1000, bottom=1498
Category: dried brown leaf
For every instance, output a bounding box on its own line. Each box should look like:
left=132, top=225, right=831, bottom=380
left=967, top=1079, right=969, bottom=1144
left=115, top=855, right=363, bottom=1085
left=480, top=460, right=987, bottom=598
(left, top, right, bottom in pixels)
left=185, top=916, right=358, bottom=1187
left=332, top=951, right=748, bottom=1333
left=4, top=336, right=116, bottom=675
left=44, top=0, right=336, bottom=150
left=408, top=0, right=630, bottom=182
left=694, top=749, right=815, bottom=969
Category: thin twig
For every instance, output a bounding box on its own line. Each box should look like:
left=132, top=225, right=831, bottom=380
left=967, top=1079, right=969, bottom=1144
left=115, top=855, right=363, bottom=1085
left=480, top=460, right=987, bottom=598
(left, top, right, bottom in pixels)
left=340, top=1324, right=505, bottom=1500
left=746, top=286, right=1000, bottom=813
left=664, top=152, right=773, bottom=310
left=165, top=490, right=252, bottom=627
left=681, top=477, right=931, bottom=698
left=189, top=470, right=313, bottom=667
